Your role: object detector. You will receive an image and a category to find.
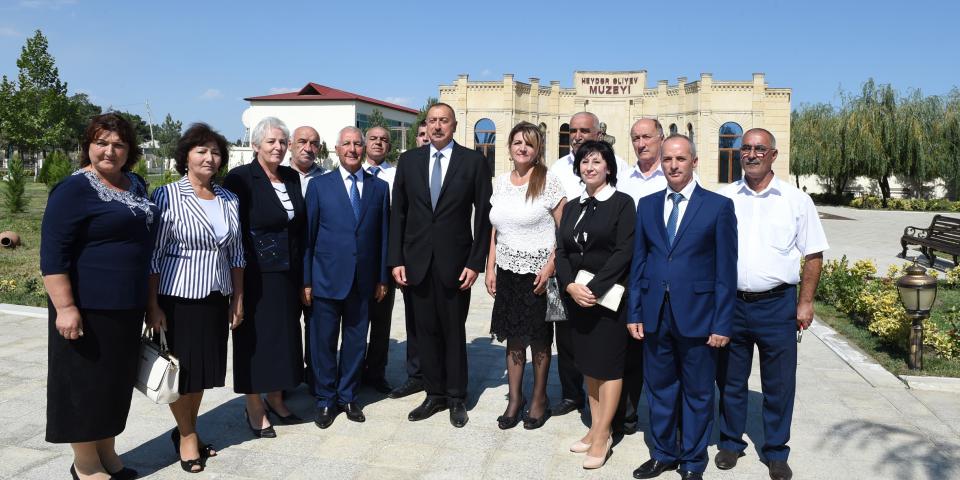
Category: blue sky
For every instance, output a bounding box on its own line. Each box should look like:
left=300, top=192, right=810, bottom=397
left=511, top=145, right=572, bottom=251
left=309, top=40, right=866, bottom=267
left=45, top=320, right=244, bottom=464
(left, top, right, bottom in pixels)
left=1, top=0, right=958, bottom=142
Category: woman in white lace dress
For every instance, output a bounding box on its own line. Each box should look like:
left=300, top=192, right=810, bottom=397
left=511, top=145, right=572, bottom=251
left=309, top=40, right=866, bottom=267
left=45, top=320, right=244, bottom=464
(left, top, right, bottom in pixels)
left=485, top=122, right=566, bottom=430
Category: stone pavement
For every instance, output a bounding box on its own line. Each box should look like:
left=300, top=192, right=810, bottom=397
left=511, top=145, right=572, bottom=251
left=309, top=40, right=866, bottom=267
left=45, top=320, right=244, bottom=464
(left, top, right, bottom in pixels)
left=2, top=206, right=960, bottom=479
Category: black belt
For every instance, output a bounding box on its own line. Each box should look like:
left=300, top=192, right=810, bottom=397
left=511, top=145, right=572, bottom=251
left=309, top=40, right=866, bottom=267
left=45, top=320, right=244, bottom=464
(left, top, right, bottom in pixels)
left=736, top=283, right=790, bottom=302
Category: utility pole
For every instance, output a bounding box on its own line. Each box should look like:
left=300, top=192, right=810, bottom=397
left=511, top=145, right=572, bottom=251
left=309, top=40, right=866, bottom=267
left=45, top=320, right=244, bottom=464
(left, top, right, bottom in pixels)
left=145, top=100, right=157, bottom=170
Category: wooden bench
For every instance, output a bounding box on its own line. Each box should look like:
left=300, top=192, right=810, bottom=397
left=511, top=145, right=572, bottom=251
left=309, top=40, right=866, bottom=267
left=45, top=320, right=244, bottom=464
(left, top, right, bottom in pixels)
left=901, top=215, right=960, bottom=266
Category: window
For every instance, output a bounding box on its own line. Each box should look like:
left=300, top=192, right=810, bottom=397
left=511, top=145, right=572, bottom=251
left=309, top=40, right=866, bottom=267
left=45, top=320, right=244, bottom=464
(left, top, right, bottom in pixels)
left=718, top=122, right=743, bottom=183
left=687, top=123, right=694, bottom=143
left=474, top=118, right=496, bottom=173
left=559, top=123, right=570, bottom=158
left=669, top=123, right=678, bottom=136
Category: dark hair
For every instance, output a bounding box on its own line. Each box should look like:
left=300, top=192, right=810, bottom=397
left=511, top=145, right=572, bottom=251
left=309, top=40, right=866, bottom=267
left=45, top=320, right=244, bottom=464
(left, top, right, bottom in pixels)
left=507, top=122, right=548, bottom=201
left=573, top=140, right=618, bottom=187
left=80, top=113, right=142, bottom=172
left=174, top=123, right=230, bottom=176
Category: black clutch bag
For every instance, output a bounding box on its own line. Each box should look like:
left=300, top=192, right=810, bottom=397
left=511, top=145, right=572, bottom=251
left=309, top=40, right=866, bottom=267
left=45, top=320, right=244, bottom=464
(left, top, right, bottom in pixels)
left=250, top=229, right=290, bottom=272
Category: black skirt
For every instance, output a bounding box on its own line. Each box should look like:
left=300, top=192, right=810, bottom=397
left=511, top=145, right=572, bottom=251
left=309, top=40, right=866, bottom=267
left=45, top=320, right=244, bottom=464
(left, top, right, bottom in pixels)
left=568, top=302, right=627, bottom=381
left=490, top=267, right=553, bottom=345
left=159, top=293, right=229, bottom=394
left=232, top=270, right=304, bottom=393
left=46, top=305, right=142, bottom=443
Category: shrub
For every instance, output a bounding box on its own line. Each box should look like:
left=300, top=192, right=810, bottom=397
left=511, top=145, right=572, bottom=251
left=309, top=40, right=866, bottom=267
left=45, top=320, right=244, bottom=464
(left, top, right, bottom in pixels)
left=43, top=150, right=73, bottom=191
left=3, top=153, right=27, bottom=213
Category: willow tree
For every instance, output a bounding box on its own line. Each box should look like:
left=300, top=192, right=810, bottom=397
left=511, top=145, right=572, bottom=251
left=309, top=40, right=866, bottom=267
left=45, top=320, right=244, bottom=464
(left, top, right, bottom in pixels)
left=791, top=102, right=855, bottom=196
left=943, top=89, right=960, bottom=200
left=844, top=80, right=898, bottom=204
left=896, top=90, right=942, bottom=197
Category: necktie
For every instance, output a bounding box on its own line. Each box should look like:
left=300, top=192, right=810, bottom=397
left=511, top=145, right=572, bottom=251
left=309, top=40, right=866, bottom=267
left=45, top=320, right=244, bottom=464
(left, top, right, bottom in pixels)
left=349, top=173, right=361, bottom=220
left=368, top=165, right=381, bottom=177
left=666, top=192, right=683, bottom=245
left=430, top=151, right=443, bottom=210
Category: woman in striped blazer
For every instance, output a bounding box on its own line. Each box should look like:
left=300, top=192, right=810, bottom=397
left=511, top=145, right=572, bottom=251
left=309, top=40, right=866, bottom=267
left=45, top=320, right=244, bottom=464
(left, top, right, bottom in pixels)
left=146, top=123, right=245, bottom=473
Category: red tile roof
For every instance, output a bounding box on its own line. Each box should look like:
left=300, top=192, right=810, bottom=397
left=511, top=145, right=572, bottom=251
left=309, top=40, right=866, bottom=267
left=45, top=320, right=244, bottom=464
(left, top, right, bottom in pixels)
left=244, top=83, right=419, bottom=114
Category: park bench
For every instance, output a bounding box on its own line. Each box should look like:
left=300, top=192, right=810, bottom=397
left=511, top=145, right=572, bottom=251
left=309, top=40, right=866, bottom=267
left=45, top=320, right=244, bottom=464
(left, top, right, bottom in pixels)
left=901, top=214, right=960, bottom=266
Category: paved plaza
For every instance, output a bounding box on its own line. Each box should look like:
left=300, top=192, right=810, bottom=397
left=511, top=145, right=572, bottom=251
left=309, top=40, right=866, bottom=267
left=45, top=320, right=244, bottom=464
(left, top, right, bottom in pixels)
left=2, top=206, right=960, bottom=479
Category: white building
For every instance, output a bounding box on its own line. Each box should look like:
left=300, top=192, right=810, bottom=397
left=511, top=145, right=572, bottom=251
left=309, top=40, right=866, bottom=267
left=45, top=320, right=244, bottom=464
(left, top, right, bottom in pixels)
left=233, top=83, right=418, bottom=169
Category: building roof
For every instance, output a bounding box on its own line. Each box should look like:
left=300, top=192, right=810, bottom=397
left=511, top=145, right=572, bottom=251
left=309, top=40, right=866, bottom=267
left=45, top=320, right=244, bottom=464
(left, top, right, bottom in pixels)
left=244, top=83, right=419, bottom=114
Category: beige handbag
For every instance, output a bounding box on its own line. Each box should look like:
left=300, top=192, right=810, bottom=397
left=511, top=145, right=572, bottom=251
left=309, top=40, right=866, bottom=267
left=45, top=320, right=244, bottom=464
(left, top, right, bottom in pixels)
left=135, top=327, right=180, bottom=404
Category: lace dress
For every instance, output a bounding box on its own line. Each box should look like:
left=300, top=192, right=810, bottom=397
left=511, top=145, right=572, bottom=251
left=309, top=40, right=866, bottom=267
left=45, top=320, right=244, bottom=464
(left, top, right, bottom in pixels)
left=488, top=171, right=565, bottom=344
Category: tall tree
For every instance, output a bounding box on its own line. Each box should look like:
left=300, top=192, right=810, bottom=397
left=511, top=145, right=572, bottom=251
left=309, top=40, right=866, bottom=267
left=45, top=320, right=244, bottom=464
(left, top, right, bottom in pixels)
left=154, top=114, right=182, bottom=171
left=942, top=89, right=960, bottom=200
left=0, top=30, right=72, bottom=159
left=64, top=93, right=102, bottom=151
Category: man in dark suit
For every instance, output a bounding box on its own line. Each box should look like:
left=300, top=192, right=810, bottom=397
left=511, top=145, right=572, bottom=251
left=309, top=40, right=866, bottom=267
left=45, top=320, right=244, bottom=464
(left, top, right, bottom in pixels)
left=303, top=126, right=390, bottom=429
left=388, top=103, right=492, bottom=428
left=627, top=134, right=737, bottom=480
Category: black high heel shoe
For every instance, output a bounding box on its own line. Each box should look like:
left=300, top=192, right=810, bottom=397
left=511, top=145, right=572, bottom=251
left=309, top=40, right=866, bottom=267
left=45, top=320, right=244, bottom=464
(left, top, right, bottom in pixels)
left=497, top=398, right=526, bottom=430
left=265, top=401, right=303, bottom=424
left=179, top=458, right=204, bottom=473
left=523, top=407, right=552, bottom=430
left=107, top=465, right=139, bottom=480
left=244, top=409, right=277, bottom=438
left=171, top=428, right=216, bottom=459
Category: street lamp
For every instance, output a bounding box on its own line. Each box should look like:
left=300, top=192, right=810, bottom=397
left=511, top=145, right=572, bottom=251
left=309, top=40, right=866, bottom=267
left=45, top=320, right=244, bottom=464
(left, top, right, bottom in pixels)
left=896, top=261, right=938, bottom=370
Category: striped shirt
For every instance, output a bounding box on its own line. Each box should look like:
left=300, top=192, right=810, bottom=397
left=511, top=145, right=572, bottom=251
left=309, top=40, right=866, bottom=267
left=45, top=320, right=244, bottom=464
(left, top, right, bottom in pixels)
left=150, top=177, right=246, bottom=299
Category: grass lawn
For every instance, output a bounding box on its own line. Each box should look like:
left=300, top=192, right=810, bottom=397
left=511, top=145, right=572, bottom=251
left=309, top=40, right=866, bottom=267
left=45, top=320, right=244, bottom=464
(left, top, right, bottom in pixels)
left=815, top=289, right=960, bottom=378
left=0, top=181, right=49, bottom=307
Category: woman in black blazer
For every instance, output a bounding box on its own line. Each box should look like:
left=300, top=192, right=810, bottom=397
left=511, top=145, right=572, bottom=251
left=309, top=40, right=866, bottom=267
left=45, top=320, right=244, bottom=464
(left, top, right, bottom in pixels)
left=555, top=140, right=635, bottom=469
left=223, top=117, right=306, bottom=438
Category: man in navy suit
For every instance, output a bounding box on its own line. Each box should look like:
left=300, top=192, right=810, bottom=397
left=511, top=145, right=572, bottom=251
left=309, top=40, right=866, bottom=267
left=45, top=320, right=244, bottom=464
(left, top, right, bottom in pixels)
left=627, top=134, right=737, bottom=480
left=388, top=103, right=492, bottom=428
left=303, top=126, right=390, bottom=429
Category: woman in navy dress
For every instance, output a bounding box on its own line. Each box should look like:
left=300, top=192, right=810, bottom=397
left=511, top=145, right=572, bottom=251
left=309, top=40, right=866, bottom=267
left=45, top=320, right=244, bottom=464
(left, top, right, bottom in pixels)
left=41, top=113, right=157, bottom=480
left=224, top=117, right=305, bottom=438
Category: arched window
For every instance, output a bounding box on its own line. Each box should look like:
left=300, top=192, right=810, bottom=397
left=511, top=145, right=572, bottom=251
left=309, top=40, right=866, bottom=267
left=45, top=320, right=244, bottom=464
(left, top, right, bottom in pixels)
left=558, top=123, right=571, bottom=158
left=718, top=122, right=743, bottom=183
left=669, top=123, right=678, bottom=136
left=687, top=123, right=694, bottom=143
left=474, top=118, right=496, bottom=172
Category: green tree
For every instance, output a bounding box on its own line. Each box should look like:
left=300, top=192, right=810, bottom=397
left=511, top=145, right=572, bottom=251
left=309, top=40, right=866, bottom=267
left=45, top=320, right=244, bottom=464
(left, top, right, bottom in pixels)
left=115, top=111, right=151, bottom=144
left=42, top=150, right=73, bottom=191
left=64, top=93, right=102, bottom=151
left=406, top=97, right=438, bottom=150
left=942, top=89, right=960, bottom=200
left=791, top=102, right=855, bottom=197
left=0, top=30, right=72, bottom=159
left=3, top=153, right=27, bottom=212
left=154, top=114, right=182, bottom=172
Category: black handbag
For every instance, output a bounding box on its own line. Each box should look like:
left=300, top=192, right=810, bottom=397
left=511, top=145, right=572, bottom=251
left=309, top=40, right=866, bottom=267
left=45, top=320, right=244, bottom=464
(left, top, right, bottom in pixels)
left=250, top=229, right=290, bottom=272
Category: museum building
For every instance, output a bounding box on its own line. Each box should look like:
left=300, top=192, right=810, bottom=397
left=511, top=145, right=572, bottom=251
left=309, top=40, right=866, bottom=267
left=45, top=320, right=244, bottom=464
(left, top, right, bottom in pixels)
left=438, top=70, right=791, bottom=190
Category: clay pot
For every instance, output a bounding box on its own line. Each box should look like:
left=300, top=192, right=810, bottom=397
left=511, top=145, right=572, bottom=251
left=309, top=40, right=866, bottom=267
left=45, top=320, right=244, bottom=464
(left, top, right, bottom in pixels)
left=0, top=231, right=20, bottom=249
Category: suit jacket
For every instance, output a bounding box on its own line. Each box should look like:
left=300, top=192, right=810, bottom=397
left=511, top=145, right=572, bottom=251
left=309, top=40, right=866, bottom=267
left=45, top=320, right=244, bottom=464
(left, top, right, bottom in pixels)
left=223, top=159, right=305, bottom=277
left=303, top=167, right=390, bottom=300
left=627, top=184, right=737, bottom=338
left=150, top=177, right=246, bottom=299
left=387, top=142, right=493, bottom=288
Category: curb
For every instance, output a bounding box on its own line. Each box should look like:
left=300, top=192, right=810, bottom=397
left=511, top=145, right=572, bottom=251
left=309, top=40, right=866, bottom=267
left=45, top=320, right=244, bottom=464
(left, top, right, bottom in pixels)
left=808, top=318, right=906, bottom=389
left=900, top=375, right=960, bottom=393
left=0, top=303, right=46, bottom=319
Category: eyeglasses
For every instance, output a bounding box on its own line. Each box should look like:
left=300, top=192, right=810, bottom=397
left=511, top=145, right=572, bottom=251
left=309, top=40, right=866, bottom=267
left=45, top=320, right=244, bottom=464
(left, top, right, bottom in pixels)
left=739, top=145, right=774, bottom=157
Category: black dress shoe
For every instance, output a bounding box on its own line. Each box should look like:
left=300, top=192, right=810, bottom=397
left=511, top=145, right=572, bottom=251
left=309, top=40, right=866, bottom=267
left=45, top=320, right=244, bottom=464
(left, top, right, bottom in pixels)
left=244, top=410, right=276, bottom=438
left=449, top=400, right=469, bottom=428
left=677, top=470, right=703, bottom=480
left=407, top=398, right=447, bottom=421
left=389, top=378, right=425, bottom=399
left=497, top=398, right=525, bottom=430
left=314, top=406, right=338, bottom=429
left=108, top=466, right=139, bottom=480
left=549, top=398, right=583, bottom=416
left=632, top=458, right=680, bottom=479
left=341, top=402, right=366, bottom=422
left=768, top=460, right=793, bottom=480
left=522, top=406, right=551, bottom=430
left=715, top=449, right=745, bottom=470
left=265, top=402, right=304, bottom=424
left=363, top=377, right=393, bottom=394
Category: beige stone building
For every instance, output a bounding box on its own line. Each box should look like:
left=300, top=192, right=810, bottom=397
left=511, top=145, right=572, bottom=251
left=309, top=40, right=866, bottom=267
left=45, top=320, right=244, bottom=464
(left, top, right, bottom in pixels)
left=439, top=70, right=791, bottom=190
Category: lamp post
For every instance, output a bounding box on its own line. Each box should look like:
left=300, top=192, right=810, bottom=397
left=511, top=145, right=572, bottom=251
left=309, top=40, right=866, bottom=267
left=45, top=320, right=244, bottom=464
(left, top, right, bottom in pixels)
left=896, top=261, right=938, bottom=370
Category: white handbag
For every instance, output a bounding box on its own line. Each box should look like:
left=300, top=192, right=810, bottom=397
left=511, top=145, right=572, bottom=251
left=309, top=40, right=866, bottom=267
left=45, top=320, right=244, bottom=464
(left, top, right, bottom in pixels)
left=135, top=327, right=181, bottom=404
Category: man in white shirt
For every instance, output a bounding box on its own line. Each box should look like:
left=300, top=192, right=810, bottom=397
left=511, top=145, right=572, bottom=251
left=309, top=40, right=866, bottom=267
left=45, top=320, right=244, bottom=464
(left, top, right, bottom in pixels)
left=716, top=128, right=828, bottom=480
left=288, top=126, right=326, bottom=197
left=361, top=126, right=399, bottom=394
left=547, top=111, right=627, bottom=419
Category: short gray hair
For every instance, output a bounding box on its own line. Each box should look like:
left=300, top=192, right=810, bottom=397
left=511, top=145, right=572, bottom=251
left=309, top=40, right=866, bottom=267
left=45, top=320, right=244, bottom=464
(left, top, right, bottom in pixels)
left=744, top=127, right=777, bottom=149
left=571, top=111, right=601, bottom=132
left=663, top=133, right=697, bottom=158
left=338, top=126, right=363, bottom=145
left=251, top=116, right=289, bottom=147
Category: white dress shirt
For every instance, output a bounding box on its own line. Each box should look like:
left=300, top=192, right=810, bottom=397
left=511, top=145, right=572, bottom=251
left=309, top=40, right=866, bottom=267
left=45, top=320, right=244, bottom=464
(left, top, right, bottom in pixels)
left=549, top=152, right=630, bottom=200
left=663, top=178, right=698, bottom=229
left=289, top=162, right=325, bottom=197
left=428, top=141, right=454, bottom=186
left=619, top=164, right=667, bottom=205
left=338, top=166, right=364, bottom=198
left=364, top=160, right=395, bottom=193
left=719, top=175, right=830, bottom=292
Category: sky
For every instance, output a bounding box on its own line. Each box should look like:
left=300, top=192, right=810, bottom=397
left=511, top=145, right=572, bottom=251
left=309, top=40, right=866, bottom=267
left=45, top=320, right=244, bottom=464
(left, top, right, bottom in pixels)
left=1, top=0, right=958, bottom=143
